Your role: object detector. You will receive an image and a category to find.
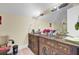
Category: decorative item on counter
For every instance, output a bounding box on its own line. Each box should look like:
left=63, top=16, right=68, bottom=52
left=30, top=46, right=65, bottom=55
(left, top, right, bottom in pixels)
left=43, top=29, right=50, bottom=36
left=31, top=29, right=35, bottom=34
left=43, top=29, right=50, bottom=33
left=48, top=30, right=56, bottom=37
left=35, top=29, right=41, bottom=34
left=43, top=28, right=56, bottom=36
left=55, top=32, right=65, bottom=39
left=52, top=30, right=56, bottom=35
left=49, top=23, right=52, bottom=27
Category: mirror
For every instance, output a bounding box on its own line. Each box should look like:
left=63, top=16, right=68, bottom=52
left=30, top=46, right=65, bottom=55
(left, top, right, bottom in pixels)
left=67, top=6, right=79, bottom=37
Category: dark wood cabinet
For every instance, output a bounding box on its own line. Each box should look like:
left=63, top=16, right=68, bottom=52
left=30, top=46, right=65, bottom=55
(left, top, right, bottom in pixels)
left=39, top=38, right=51, bottom=55
left=28, top=33, right=79, bottom=55
left=28, top=33, right=39, bottom=55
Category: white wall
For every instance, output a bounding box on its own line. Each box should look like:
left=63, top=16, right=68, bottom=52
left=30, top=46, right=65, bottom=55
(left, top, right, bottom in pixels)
left=0, top=3, right=51, bottom=47
left=67, top=5, right=79, bottom=37
left=0, top=12, right=49, bottom=47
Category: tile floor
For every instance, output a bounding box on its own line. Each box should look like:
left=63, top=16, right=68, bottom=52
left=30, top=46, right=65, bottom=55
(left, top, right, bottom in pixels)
left=17, top=48, right=34, bottom=55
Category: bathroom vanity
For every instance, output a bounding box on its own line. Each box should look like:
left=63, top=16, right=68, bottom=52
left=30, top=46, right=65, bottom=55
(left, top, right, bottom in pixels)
left=28, top=33, right=79, bottom=55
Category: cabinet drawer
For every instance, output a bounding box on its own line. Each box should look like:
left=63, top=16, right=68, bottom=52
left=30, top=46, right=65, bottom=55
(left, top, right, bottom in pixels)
left=57, top=43, right=71, bottom=54
left=46, top=40, right=55, bottom=47
left=39, top=37, right=46, bottom=43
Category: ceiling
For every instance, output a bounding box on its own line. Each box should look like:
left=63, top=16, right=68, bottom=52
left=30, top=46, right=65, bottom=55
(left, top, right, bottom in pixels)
left=0, top=3, right=78, bottom=23
left=0, top=3, right=62, bottom=16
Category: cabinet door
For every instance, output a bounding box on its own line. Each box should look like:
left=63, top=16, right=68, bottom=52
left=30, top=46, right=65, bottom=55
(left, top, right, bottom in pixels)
left=28, top=34, right=34, bottom=52
left=28, top=34, right=39, bottom=55
left=32, top=36, right=39, bottom=55
left=50, top=47, right=56, bottom=55
left=55, top=49, right=65, bottom=55
left=39, top=38, right=51, bottom=55
left=57, top=43, right=71, bottom=55
left=39, top=44, right=51, bottom=55
left=30, top=39, right=34, bottom=52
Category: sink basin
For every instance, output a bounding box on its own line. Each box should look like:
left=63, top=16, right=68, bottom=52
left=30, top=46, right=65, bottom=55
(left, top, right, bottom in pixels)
left=64, top=37, right=79, bottom=45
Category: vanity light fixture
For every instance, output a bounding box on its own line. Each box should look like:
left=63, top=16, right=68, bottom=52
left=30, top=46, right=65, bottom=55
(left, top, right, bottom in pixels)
left=40, top=3, right=69, bottom=16
left=59, top=3, right=69, bottom=9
